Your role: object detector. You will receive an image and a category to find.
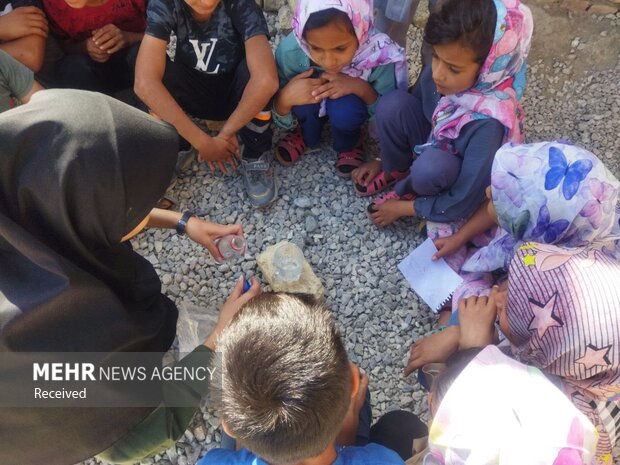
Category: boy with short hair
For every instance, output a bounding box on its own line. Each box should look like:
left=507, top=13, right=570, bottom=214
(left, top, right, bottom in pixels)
left=135, top=0, right=279, bottom=208
left=201, top=293, right=405, bottom=465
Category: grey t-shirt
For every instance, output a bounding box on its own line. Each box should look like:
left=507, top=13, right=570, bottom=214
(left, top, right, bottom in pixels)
left=0, top=49, right=34, bottom=113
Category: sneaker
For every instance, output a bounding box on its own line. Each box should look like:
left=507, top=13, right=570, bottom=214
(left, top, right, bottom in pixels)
left=241, top=151, right=278, bottom=208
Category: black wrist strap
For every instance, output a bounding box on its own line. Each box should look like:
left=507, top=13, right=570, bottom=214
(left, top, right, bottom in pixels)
left=176, top=211, right=195, bottom=235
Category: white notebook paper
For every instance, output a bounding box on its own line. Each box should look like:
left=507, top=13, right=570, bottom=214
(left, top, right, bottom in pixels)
left=398, top=238, right=464, bottom=312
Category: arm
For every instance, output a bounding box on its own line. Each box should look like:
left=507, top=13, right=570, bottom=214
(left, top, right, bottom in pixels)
left=134, top=35, right=237, bottom=169
left=414, top=119, right=504, bottom=222
left=0, top=34, right=45, bottom=71
left=0, top=49, right=40, bottom=105
left=146, top=208, right=243, bottom=262
left=218, top=34, right=278, bottom=139
left=433, top=199, right=496, bottom=260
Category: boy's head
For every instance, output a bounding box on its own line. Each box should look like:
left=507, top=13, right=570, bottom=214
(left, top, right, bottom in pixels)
left=217, top=293, right=353, bottom=464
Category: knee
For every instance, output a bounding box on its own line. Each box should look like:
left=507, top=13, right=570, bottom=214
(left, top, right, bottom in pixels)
left=410, top=150, right=461, bottom=195
left=376, top=90, right=410, bottom=121
left=292, top=103, right=320, bottom=121
left=327, top=94, right=368, bottom=131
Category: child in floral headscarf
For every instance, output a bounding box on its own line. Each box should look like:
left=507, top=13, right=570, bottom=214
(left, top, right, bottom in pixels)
left=359, top=0, right=533, bottom=227
left=405, top=141, right=620, bottom=376
left=273, top=0, right=406, bottom=177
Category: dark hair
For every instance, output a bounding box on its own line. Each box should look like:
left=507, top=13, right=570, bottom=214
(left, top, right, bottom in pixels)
left=302, top=8, right=356, bottom=39
left=217, top=293, right=351, bottom=464
left=424, top=0, right=496, bottom=64
left=431, top=348, right=483, bottom=406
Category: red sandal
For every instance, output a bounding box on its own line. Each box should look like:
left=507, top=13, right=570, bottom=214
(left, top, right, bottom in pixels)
left=275, top=127, right=306, bottom=166
left=367, top=191, right=416, bottom=214
left=335, top=145, right=364, bottom=178
left=354, top=169, right=409, bottom=197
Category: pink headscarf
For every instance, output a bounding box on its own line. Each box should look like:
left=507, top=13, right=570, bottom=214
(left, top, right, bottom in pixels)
left=507, top=243, right=620, bottom=465
left=430, top=0, right=533, bottom=145
left=292, top=0, right=407, bottom=89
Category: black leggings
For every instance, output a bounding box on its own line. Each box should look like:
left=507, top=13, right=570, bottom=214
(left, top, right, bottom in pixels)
left=370, top=410, right=428, bottom=461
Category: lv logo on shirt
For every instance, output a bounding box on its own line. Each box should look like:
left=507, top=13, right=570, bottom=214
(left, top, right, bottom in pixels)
left=189, top=38, right=220, bottom=74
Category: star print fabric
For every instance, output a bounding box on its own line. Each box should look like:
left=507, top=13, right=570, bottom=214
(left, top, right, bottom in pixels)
left=463, top=140, right=620, bottom=274
left=507, top=243, right=620, bottom=464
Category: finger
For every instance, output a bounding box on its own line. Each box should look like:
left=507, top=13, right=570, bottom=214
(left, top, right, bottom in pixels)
left=218, top=160, right=229, bottom=175
left=236, top=277, right=261, bottom=304
left=95, top=33, right=117, bottom=48
left=313, top=90, right=334, bottom=101
left=228, top=274, right=245, bottom=299
left=106, top=43, right=123, bottom=54
left=204, top=238, right=224, bottom=262
left=207, top=161, right=216, bottom=173
left=291, top=68, right=315, bottom=81
left=311, top=84, right=331, bottom=97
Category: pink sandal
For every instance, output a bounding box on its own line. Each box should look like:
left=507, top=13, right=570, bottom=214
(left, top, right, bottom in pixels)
left=367, top=191, right=416, bottom=214
left=354, top=169, right=409, bottom=197
left=275, top=127, right=306, bottom=166
left=335, top=146, right=364, bottom=178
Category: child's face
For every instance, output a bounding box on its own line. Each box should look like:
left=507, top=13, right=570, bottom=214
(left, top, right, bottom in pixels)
left=431, top=43, right=481, bottom=95
left=304, top=22, right=358, bottom=74
left=184, top=0, right=221, bottom=20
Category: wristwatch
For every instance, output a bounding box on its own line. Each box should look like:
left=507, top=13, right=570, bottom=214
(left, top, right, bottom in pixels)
left=176, top=211, right=195, bottom=235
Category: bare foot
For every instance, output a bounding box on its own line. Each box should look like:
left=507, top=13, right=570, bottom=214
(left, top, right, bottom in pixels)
left=404, top=326, right=460, bottom=376
left=352, top=159, right=382, bottom=186
left=369, top=199, right=414, bottom=227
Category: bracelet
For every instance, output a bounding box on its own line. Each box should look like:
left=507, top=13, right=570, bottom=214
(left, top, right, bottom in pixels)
left=176, top=211, right=195, bottom=235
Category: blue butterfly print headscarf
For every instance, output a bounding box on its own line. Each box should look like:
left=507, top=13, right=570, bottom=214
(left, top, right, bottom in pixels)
left=463, top=140, right=620, bottom=272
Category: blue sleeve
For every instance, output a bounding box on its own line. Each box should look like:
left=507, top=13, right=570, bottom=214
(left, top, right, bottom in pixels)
left=145, top=0, right=175, bottom=41
left=228, top=0, right=269, bottom=41
left=337, top=443, right=406, bottom=464
left=367, top=63, right=396, bottom=119
left=414, top=118, right=505, bottom=222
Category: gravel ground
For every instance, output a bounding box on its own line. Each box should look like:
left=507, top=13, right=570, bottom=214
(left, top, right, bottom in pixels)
left=81, top=8, right=620, bottom=465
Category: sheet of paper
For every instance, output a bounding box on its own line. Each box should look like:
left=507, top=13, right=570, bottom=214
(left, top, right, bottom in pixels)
left=398, top=238, right=464, bottom=312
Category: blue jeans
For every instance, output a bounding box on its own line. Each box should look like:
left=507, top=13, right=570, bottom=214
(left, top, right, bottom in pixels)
left=220, top=388, right=373, bottom=449
left=292, top=94, right=369, bottom=152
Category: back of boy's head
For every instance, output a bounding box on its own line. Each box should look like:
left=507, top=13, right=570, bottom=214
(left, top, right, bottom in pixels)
left=217, top=293, right=351, bottom=464
left=424, top=0, right=497, bottom=64
left=302, top=8, right=355, bottom=39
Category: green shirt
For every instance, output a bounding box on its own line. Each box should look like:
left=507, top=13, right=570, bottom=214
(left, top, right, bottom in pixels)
left=273, top=32, right=397, bottom=129
left=0, top=49, right=34, bottom=113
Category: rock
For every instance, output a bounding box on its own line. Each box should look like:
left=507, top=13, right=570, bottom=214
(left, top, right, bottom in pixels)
left=588, top=3, right=618, bottom=13
left=278, top=4, right=294, bottom=33
left=256, top=241, right=324, bottom=299
left=564, top=0, right=591, bottom=10
left=293, top=196, right=312, bottom=208
left=263, top=0, right=286, bottom=12
left=305, top=215, right=319, bottom=233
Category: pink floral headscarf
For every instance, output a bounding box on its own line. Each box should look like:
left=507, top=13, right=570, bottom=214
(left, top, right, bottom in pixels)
left=430, top=0, right=533, bottom=145
left=292, top=0, right=407, bottom=89
left=507, top=243, right=620, bottom=465
left=427, top=345, right=598, bottom=465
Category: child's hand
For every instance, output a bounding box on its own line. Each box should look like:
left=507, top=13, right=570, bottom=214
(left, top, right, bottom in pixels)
left=196, top=132, right=240, bottom=174
left=457, top=288, right=499, bottom=350
left=0, top=6, right=48, bottom=40
left=203, top=275, right=261, bottom=350
left=280, top=69, right=326, bottom=108
left=312, top=72, right=358, bottom=100
left=185, top=219, right=244, bottom=262
left=92, top=24, right=127, bottom=55
left=432, top=234, right=465, bottom=260
left=86, top=37, right=110, bottom=63
left=352, top=159, right=382, bottom=186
